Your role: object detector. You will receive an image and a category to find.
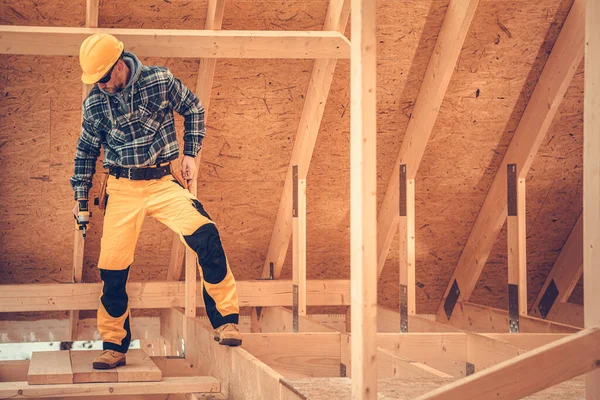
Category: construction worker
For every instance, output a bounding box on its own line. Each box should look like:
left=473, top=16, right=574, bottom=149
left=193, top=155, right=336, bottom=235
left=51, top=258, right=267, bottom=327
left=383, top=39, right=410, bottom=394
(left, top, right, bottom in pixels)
left=70, top=33, right=242, bottom=370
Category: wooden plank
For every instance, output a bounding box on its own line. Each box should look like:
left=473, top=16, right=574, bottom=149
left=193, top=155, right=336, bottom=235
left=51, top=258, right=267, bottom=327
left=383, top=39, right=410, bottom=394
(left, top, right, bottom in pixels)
left=0, top=26, right=350, bottom=59
left=585, top=0, right=600, bottom=396
left=165, top=308, right=304, bottom=400
left=185, top=250, right=197, bottom=318
left=377, top=333, right=467, bottom=378
left=0, top=361, right=29, bottom=382
left=465, top=332, right=524, bottom=373
left=261, top=0, right=350, bottom=279
left=27, top=351, right=73, bottom=385
left=69, top=0, right=99, bottom=342
left=168, top=0, right=226, bottom=282
left=415, top=327, right=600, bottom=399
left=378, top=307, right=463, bottom=333
left=0, top=377, right=220, bottom=398
left=506, top=168, right=527, bottom=326
left=545, top=301, right=584, bottom=327
left=340, top=333, right=453, bottom=379
left=116, top=349, right=162, bottom=382
left=250, top=306, right=337, bottom=333
left=376, top=0, right=480, bottom=276
left=399, top=170, right=416, bottom=331
left=71, top=350, right=118, bottom=383
left=530, top=214, right=583, bottom=319
left=0, top=279, right=350, bottom=311
left=438, top=0, right=585, bottom=320
left=444, top=302, right=580, bottom=333
left=350, top=0, right=378, bottom=397
left=481, top=333, right=570, bottom=350
left=242, top=333, right=340, bottom=378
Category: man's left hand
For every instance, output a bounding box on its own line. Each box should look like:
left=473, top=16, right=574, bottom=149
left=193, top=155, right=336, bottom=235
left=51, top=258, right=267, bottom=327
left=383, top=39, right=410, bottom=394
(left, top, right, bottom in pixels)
left=181, top=155, right=197, bottom=188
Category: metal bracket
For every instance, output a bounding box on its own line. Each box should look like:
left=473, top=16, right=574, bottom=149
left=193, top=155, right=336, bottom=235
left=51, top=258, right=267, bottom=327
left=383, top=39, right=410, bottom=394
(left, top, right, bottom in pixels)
left=292, top=165, right=298, bottom=217
left=399, top=164, right=407, bottom=216
left=538, top=279, right=559, bottom=319
left=340, top=363, right=347, bottom=377
left=466, top=362, right=475, bottom=376
left=508, top=283, right=519, bottom=333
left=400, top=284, right=408, bottom=333
left=444, top=279, right=461, bottom=320
left=293, top=284, right=299, bottom=332
left=507, top=164, right=517, bottom=216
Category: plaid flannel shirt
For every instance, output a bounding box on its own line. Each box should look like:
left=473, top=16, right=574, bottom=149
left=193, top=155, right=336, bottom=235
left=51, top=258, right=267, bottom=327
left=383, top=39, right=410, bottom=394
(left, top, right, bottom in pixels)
left=70, top=64, right=205, bottom=200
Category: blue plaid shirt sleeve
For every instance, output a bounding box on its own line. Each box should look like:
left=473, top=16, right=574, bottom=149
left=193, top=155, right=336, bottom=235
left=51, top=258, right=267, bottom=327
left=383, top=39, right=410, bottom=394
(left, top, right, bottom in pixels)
left=70, top=113, right=101, bottom=200
left=166, top=70, right=205, bottom=157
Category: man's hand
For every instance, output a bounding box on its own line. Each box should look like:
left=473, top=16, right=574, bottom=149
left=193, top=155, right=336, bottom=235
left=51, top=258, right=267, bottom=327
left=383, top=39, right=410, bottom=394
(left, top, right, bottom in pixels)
left=181, top=155, right=198, bottom=188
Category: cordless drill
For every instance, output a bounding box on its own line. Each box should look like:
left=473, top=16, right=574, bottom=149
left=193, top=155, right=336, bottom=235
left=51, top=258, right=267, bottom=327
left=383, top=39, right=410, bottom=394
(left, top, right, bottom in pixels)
left=75, top=199, right=91, bottom=238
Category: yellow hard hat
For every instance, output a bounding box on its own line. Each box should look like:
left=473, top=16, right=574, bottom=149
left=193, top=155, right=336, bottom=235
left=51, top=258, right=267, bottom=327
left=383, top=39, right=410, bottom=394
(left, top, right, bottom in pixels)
left=79, top=33, right=124, bottom=84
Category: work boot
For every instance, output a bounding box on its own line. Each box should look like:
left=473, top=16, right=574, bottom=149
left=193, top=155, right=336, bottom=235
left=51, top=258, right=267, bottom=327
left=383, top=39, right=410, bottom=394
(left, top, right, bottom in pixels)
left=213, top=323, right=242, bottom=346
left=92, top=350, right=126, bottom=369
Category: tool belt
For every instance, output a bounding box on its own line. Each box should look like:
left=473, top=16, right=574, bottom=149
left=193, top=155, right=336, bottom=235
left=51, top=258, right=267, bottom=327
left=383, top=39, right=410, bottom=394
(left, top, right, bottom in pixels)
left=96, top=162, right=187, bottom=212
left=109, top=163, right=171, bottom=180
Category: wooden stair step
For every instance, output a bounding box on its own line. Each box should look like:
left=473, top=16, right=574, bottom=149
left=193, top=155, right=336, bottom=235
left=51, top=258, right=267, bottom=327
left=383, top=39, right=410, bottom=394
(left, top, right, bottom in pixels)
left=1, top=376, right=221, bottom=398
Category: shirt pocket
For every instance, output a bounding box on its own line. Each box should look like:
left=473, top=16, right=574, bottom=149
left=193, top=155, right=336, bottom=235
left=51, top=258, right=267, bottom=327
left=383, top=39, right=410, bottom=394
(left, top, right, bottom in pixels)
left=139, top=100, right=169, bottom=132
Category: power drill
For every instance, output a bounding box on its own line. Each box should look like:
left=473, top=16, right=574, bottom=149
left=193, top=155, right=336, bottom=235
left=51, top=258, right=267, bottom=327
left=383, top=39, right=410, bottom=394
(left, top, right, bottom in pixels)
left=75, top=199, right=91, bottom=238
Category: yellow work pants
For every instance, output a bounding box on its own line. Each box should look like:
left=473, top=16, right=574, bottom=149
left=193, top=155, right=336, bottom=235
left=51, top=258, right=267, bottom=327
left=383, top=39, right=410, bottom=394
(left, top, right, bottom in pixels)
left=97, top=173, right=239, bottom=353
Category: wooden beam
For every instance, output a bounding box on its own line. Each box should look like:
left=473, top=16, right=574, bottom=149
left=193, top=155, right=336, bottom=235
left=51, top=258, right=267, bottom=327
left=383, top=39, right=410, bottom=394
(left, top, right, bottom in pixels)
left=376, top=0, right=480, bottom=276
left=340, top=333, right=453, bottom=379
left=165, top=308, right=305, bottom=399
left=350, top=0, right=378, bottom=397
left=415, top=327, right=600, bottom=400
left=506, top=165, right=527, bottom=332
left=242, top=332, right=341, bottom=378
left=69, top=0, right=100, bottom=342
left=438, top=0, right=585, bottom=320
left=250, top=306, right=336, bottom=333
left=0, top=279, right=350, bottom=312
left=545, top=301, right=584, bottom=327
left=585, top=0, right=600, bottom=396
left=481, top=333, right=570, bottom=350
left=0, top=377, right=220, bottom=398
left=377, top=333, right=467, bottom=378
left=465, top=332, right=524, bottom=373
left=443, top=302, right=580, bottom=333
left=377, top=307, right=463, bottom=333
left=261, top=0, right=350, bottom=279
left=0, top=26, right=350, bottom=59
left=167, top=0, right=226, bottom=283
left=399, top=166, right=416, bottom=332
left=292, top=167, right=307, bottom=331
left=530, top=213, right=583, bottom=319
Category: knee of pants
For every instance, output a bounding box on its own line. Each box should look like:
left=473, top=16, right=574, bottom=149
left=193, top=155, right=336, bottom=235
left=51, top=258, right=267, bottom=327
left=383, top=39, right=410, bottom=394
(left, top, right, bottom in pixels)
left=100, top=267, right=130, bottom=318
left=183, top=223, right=227, bottom=284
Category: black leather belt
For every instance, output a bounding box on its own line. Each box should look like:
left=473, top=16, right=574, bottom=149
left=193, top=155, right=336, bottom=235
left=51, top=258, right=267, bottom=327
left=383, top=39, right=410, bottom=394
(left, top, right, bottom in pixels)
left=109, top=163, right=171, bottom=180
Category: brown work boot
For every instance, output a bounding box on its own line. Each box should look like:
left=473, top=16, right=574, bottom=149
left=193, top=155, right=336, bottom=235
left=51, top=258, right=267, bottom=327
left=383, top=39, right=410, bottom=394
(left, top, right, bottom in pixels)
left=92, top=350, right=126, bottom=369
left=213, top=323, right=242, bottom=346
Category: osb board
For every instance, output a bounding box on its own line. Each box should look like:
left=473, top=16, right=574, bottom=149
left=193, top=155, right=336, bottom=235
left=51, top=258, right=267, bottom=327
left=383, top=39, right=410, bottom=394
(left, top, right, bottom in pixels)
left=0, top=0, right=583, bottom=322
left=285, top=376, right=585, bottom=399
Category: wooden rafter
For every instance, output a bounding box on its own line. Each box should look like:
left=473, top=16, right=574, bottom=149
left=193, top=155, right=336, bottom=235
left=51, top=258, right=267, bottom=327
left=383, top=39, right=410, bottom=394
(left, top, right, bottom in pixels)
left=530, top=213, right=583, bottom=319
left=350, top=0, right=378, bottom=397
left=0, top=280, right=350, bottom=312
left=167, top=0, right=226, bottom=283
left=415, top=327, right=600, bottom=400
left=376, top=0, right=480, bottom=277
left=0, top=26, right=350, bottom=59
left=584, top=1, right=600, bottom=395
left=437, top=0, right=585, bottom=320
left=261, top=0, right=350, bottom=279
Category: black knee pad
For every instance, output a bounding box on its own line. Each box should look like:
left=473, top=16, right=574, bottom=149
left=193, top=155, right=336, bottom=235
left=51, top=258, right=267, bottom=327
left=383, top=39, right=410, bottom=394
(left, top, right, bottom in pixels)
left=184, top=223, right=227, bottom=284
left=99, top=267, right=130, bottom=317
